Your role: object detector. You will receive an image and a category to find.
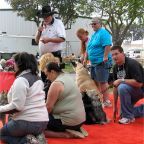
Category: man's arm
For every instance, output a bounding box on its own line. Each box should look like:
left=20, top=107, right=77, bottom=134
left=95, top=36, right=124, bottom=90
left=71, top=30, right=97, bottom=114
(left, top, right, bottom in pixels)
left=40, top=37, right=65, bottom=44
left=121, top=79, right=143, bottom=88
left=35, top=21, right=45, bottom=44
left=113, top=78, right=143, bottom=88
left=103, top=45, right=111, bottom=63
left=35, top=31, right=41, bottom=44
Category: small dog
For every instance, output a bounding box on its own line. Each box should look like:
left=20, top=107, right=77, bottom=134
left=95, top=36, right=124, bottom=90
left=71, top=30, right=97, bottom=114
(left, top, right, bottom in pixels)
left=85, top=90, right=107, bottom=124
left=0, top=91, right=8, bottom=125
left=71, top=61, right=108, bottom=124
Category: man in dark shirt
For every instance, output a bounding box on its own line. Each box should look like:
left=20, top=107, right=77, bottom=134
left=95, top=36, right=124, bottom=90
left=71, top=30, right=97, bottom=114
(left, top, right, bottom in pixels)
left=111, top=45, right=144, bottom=124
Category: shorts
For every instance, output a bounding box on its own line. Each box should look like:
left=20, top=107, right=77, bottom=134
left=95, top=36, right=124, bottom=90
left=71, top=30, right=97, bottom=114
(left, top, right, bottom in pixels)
left=90, top=63, right=110, bottom=82
left=47, top=114, right=83, bottom=132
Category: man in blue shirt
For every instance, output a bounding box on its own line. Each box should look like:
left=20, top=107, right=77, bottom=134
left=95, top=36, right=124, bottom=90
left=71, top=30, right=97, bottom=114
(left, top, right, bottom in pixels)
left=84, top=17, right=112, bottom=107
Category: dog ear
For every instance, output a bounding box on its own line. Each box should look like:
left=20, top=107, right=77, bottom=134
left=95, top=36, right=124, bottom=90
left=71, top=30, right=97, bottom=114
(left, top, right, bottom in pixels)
left=70, top=60, right=77, bottom=67
left=78, top=59, right=81, bottom=63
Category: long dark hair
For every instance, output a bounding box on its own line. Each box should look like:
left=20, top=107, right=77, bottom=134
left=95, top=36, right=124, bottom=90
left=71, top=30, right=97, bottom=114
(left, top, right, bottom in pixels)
left=46, top=62, right=65, bottom=73
left=13, top=52, right=39, bottom=76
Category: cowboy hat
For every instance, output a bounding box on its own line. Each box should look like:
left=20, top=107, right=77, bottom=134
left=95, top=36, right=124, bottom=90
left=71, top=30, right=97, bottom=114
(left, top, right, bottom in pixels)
left=37, top=5, right=57, bottom=18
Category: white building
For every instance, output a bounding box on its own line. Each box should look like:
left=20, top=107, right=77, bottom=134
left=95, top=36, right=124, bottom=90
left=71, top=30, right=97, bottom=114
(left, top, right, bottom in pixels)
left=0, top=9, right=93, bottom=57
left=122, top=39, right=144, bottom=53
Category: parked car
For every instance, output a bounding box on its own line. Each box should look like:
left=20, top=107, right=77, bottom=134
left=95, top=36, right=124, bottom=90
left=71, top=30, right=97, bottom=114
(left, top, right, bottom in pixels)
left=126, top=49, right=144, bottom=59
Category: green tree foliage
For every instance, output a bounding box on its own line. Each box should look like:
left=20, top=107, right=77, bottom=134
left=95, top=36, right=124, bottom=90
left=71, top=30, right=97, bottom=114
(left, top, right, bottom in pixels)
left=125, top=24, right=144, bottom=41
left=78, top=0, right=144, bottom=45
left=5, top=0, right=79, bottom=29
left=5, top=0, right=144, bottom=45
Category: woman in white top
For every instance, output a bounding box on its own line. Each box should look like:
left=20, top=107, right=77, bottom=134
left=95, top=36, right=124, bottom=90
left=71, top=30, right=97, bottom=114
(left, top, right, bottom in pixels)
left=0, top=52, right=49, bottom=144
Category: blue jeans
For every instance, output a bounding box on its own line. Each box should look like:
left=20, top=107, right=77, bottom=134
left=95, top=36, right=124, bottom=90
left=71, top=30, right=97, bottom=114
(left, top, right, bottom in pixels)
left=118, top=84, right=144, bottom=119
left=0, top=120, right=48, bottom=144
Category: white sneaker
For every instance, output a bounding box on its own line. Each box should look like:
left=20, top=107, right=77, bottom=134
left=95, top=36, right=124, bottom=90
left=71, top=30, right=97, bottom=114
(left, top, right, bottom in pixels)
left=36, top=133, right=47, bottom=144
left=119, top=117, right=135, bottom=124
left=103, top=100, right=112, bottom=108
left=26, top=134, right=39, bottom=144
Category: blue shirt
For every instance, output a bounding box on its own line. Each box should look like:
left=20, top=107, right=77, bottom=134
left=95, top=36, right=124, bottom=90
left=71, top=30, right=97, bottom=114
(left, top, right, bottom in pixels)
left=87, top=28, right=112, bottom=65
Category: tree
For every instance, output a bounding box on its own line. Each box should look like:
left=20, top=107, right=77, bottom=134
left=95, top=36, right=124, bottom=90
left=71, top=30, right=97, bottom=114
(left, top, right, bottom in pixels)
left=125, top=24, right=144, bottom=41
left=5, top=0, right=79, bottom=29
left=5, top=0, right=144, bottom=45
left=78, top=0, right=144, bottom=45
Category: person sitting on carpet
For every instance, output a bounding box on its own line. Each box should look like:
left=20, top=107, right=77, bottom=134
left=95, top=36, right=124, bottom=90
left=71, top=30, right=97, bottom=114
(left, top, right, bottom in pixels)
left=44, top=62, right=87, bottom=138
left=0, top=52, right=49, bottom=144
left=111, top=46, right=144, bottom=124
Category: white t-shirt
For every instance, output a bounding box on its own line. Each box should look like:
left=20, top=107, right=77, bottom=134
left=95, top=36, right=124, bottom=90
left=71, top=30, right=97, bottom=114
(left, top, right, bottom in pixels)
left=39, top=18, right=66, bottom=55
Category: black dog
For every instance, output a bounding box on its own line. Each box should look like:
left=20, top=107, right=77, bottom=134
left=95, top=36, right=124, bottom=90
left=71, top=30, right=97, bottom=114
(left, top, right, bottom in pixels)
left=81, top=91, right=108, bottom=125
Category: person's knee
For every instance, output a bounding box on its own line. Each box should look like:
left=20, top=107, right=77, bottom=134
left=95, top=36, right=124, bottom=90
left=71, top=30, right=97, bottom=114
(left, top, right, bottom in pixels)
left=118, top=83, right=131, bottom=95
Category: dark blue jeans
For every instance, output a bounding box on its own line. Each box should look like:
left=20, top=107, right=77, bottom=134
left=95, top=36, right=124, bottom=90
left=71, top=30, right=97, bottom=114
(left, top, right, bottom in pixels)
left=118, top=84, right=144, bottom=119
left=0, top=120, right=48, bottom=144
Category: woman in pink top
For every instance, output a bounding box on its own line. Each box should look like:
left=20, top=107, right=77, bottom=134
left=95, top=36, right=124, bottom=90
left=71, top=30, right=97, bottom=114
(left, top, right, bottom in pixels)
left=76, top=28, right=89, bottom=64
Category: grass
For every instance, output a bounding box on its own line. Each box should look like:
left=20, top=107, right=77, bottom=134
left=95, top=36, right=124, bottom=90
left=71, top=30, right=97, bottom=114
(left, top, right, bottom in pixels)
left=63, top=63, right=75, bottom=73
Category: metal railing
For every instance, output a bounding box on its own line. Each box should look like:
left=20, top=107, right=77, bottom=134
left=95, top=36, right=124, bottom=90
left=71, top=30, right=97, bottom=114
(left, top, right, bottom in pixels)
left=62, top=41, right=80, bottom=57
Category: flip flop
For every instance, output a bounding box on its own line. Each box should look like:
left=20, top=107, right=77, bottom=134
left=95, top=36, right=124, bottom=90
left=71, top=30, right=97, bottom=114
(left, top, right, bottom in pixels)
left=80, top=127, right=88, bottom=137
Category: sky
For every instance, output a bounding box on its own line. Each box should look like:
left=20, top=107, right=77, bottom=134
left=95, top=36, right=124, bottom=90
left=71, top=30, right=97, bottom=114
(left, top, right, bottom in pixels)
left=0, top=0, right=11, bottom=9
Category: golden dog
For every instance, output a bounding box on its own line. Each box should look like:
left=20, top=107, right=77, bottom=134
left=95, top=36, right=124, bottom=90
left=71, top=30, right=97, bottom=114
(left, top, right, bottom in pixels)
left=39, top=53, right=60, bottom=72
left=71, top=61, right=108, bottom=124
left=73, top=62, right=101, bottom=97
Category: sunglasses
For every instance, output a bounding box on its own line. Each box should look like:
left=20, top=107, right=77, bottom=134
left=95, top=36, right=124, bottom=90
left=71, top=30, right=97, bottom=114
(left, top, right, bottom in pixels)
left=90, top=23, right=99, bottom=26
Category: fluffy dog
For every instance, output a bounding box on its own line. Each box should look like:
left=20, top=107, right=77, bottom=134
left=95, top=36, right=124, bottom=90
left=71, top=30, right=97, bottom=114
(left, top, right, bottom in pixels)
left=39, top=53, right=60, bottom=72
left=0, top=91, right=8, bottom=125
left=71, top=61, right=108, bottom=124
left=62, top=53, right=76, bottom=63
left=85, top=90, right=107, bottom=124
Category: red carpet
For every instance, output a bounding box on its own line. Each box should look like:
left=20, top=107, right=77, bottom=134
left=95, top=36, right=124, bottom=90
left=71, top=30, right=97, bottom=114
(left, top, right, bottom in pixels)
left=0, top=95, right=144, bottom=144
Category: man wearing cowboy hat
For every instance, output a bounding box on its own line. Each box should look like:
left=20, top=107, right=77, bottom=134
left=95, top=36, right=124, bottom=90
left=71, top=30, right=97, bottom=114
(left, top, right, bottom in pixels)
left=35, top=5, right=66, bottom=81
left=35, top=5, right=65, bottom=59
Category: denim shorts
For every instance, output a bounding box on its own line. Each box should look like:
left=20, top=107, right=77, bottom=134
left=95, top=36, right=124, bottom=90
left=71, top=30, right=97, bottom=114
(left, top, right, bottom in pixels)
left=90, top=63, right=110, bottom=82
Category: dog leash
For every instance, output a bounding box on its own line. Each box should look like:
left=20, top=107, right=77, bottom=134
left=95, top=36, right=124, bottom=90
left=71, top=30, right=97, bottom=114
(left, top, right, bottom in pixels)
left=95, top=85, right=112, bottom=97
